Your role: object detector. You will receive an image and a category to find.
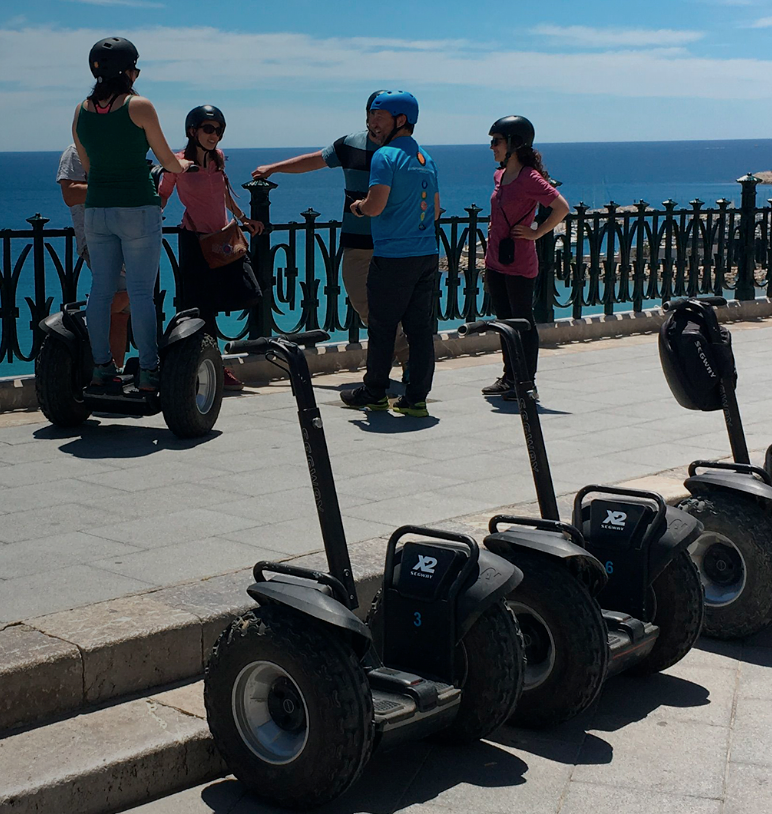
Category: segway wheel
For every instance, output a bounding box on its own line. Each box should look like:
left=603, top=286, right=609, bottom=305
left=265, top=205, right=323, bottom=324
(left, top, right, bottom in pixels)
left=434, top=600, right=524, bottom=744
left=159, top=333, right=223, bottom=438
left=204, top=606, right=374, bottom=809
left=626, top=550, right=704, bottom=675
left=678, top=493, right=772, bottom=640
left=35, top=335, right=91, bottom=427
left=505, top=551, right=608, bottom=728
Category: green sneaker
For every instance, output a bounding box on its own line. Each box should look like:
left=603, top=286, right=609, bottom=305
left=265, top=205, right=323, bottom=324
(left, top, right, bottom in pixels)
left=392, top=396, right=429, bottom=417
left=90, top=360, right=118, bottom=387
left=138, top=366, right=160, bottom=392
left=340, top=385, right=389, bottom=411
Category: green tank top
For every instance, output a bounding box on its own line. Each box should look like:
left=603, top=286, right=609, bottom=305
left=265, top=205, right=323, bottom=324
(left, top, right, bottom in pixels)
left=76, top=97, right=161, bottom=209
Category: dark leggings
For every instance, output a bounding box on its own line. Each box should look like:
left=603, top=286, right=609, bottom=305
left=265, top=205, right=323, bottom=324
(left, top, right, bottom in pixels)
left=485, top=268, right=538, bottom=382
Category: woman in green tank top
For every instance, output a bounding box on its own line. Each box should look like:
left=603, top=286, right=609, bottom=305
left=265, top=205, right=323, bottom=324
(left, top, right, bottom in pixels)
left=73, top=37, right=192, bottom=391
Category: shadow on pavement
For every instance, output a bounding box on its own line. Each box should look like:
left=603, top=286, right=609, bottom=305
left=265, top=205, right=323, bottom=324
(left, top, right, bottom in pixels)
left=198, top=740, right=527, bottom=814
left=695, top=627, right=772, bottom=665
left=590, top=672, right=710, bottom=732
left=348, top=411, right=440, bottom=433
left=493, top=670, right=710, bottom=768
left=485, top=397, right=571, bottom=416
left=33, top=422, right=221, bottom=459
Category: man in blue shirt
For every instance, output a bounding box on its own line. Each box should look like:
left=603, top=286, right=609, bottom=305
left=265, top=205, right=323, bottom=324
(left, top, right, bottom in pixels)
left=251, top=93, right=408, bottom=369
left=341, top=92, right=440, bottom=417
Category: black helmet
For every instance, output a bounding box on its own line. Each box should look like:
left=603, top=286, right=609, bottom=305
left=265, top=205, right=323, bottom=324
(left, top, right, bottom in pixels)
left=366, top=89, right=389, bottom=111
left=185, top=105, right=226, bottom=135
left=489, top=115, right=535, bottom=150
left=89, top=37, right=139, bottom=82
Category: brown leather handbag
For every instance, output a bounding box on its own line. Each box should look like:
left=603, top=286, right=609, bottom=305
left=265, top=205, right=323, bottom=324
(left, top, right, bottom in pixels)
left=198, top=219, right=248, bottom=268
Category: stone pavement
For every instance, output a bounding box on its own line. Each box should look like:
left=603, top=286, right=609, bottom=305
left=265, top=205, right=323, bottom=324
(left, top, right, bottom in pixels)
left=1, top=319, right=771, bottom=626
left=124, top=628, right=772, bottom=814
left=1, top=318, right=772, bottom=813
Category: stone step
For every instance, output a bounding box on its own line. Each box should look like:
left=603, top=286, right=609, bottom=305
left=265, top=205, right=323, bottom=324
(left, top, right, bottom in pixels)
left=0, top=681, right=224, bottom=814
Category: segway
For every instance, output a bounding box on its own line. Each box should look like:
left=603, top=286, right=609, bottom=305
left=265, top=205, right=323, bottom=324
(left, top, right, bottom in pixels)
left=458, top=319, right=705, bottom=728
left=659, top=296, right=772, bottom=639
left=35, top=302, right=223, bottom=439
left=203, top=331, right=525, bottom=809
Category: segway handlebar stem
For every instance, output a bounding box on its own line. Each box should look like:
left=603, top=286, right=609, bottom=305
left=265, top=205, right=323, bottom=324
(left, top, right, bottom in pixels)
left=663, top=296, right=727, bottom=312
left=225, top=330, right=329, bottom=356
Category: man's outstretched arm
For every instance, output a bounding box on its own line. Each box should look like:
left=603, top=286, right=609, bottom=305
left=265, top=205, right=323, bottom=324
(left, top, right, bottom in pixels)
left=252, top=151, right=327, bottom=180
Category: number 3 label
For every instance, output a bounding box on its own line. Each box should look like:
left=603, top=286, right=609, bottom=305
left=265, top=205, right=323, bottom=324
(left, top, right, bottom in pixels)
left=414, top=612, right=422, bottom=627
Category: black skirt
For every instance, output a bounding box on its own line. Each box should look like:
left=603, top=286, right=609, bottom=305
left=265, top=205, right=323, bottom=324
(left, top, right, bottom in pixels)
left=177, top=227, right=262, bottom=314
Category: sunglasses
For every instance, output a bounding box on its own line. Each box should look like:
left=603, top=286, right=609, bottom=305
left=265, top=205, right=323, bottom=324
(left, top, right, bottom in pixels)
left=199, top=124, right=223, bottom=136
left=490, top=137, right=504, bottom=146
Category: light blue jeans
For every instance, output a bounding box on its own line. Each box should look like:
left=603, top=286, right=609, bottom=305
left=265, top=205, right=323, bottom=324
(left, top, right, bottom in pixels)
left=84, top=206, right=162, bottom=370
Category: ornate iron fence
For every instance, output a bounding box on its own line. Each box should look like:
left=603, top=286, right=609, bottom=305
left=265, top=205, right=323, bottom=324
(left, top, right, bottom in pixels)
left=1, top=174, right=770, bottom=373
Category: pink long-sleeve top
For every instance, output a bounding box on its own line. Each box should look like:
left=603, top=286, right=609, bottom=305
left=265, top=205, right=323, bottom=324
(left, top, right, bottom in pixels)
left=158, top=150, right=230, bottom=234
left=485, top=166, right=559, bottom=277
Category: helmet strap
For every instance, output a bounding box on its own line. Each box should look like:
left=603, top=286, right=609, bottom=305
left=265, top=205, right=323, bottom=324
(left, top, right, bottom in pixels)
left=383, top=113, right=406, bottom=146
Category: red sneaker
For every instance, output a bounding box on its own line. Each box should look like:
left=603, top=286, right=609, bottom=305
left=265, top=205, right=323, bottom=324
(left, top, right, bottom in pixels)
left=223, top=367, right=244, bottom=391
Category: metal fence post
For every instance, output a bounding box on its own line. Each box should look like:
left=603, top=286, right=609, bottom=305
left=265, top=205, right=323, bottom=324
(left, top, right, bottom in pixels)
left=27, top=213, right=53, bottom=356
left=244, top=179, right=276, bottom=337
left=736, top=173, right=759, bottom=301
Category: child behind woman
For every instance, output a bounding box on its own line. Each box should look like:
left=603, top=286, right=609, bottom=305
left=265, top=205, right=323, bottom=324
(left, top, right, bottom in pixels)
left=159, top=105, right=263, bottom=390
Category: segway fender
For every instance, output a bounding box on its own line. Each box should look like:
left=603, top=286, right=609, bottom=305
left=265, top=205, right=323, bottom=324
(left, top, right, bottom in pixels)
left=247, top=581, right=372, bottom=657
left=456, top=549, right=523, bottom=637
left=39, top=311, right=78, bottom=354
left=685, top=471, right=772, bottom=505
left=485, top=528, right=608, bottom=597
left=159, top=316, right=206, bottom=352
left=647, top=506, right=704, bottom=581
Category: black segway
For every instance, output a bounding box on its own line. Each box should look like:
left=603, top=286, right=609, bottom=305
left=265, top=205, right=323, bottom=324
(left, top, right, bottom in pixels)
left=35, top=302, right=223, bottom=439
left=203, top=331, right=525, bottom=809
left=659, top=296, right=772, bottom=639
left=458, top=319, right=705, bottom=728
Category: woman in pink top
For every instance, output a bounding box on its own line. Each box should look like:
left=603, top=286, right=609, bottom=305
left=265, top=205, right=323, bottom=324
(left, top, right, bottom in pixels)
left=482, top=115, right=570, bottom=400
left=159, top=105, right=263, bottom=390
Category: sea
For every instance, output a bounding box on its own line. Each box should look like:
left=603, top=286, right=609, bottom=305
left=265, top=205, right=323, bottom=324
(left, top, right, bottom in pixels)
left=1, top=139, right=771, bottom=375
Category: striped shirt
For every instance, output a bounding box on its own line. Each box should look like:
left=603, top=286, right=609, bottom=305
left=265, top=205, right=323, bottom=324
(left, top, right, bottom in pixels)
left=321, top=130, right=379, bottom=250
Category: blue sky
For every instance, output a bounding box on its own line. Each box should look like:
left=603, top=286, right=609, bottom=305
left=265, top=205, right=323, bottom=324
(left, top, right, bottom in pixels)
left=3, top=0, right=772, bottom=151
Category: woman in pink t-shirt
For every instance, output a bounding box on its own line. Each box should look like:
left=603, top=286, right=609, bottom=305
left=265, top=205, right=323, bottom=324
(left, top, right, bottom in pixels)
left=159, top=105, right=263, bottom=390
left=482, top=116, right=570, bottom=400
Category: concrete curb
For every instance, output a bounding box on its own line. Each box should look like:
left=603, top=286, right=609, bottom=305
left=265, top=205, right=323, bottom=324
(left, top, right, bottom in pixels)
left=0, top=469, right=694, bottom=737
left=4, top=298, right=771, bottom=414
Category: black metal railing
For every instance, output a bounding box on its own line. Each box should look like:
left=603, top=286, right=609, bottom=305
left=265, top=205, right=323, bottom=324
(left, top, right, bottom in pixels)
left=1, top=174, right=770, bottom=374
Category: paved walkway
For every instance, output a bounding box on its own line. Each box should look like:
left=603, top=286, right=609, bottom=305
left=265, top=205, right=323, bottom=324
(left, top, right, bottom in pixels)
left=1, top=320, right=771, bottom=626
left=126, top=629, right=772, bottom=814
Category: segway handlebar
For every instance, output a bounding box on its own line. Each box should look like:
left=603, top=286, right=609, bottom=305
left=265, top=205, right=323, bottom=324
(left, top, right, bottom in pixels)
left=225, top=330, right=330, bottom=355
left=458, top=318, right=531, bottom=336
left=663, top=296, right=727, bottom=312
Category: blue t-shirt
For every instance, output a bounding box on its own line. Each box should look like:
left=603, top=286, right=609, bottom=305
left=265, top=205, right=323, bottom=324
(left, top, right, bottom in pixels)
left=368, top=136, right=439, bottom=258
left=321, top=131, right=379, bottom=250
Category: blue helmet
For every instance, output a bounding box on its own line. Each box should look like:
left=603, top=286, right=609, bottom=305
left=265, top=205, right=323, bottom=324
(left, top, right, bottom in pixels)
left=369, top=91, right=419, bottom=125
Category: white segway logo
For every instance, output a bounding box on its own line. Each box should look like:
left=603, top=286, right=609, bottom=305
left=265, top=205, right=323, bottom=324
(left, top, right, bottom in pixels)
left=412, top=555, right=438, bottom=579
left=602, top=510, right=627, bottom=531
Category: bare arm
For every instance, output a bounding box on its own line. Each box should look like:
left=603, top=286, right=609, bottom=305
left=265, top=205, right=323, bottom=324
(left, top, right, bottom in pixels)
left=72, top=104, right=89, bottom=175
left=225, top=187, right=264, bottom=235
left=59, top=180, right=88, bottom=207
left=128, top=97, right=187, bottom=173
left=252, top=151, right=326, bottom=180
left=434, top=192, right=441, bottom=221
left=350, top=184, right=390, bottom=218
left=513, top=194, right=570, bottom=240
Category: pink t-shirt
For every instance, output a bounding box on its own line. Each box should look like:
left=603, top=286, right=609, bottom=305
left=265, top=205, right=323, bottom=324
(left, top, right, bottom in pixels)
left=485, top=167, right=559, bottom=277
left=158, top=150, right=230, bottom=234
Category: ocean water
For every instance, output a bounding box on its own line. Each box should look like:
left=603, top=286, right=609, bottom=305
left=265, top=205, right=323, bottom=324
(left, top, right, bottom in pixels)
left=3, top=139, right=772, bottom=231
left=1, top=140, right=771, bottom=375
